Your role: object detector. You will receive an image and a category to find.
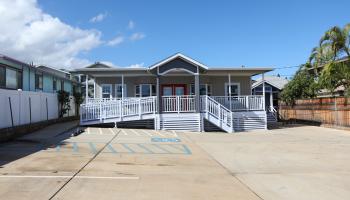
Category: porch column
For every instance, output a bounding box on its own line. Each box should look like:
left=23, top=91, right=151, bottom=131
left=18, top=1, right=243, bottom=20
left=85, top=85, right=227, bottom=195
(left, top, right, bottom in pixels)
left=156, top=76, right=160, bottom=114
left=85, top=74, right=88, bottom=101
left=262, top=73, right=266, bottom=111
left=270, top=92, right=273, bottom=109
left=195, top=74, right=200, bottom=112
left=121, top=74, right=124, bottom=100
left=228, top=74, right=232, bottom=111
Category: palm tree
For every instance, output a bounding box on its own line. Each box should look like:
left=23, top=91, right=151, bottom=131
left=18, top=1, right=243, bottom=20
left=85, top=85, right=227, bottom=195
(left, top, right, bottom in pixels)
left=319, top=23, right=350, bottom=59
left=308, top=44, right=333, bottom=75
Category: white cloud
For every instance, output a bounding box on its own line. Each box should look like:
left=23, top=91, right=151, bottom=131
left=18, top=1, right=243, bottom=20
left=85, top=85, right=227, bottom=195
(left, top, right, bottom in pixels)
left=128, top=20, right=135, bottom=29
left=129, top=32, right=145, bottom=41
left=0, top=0, right=102, bottom=69
left=90, top=12, right=108, bottom=23
left=99, top=61, right=144, bottom=68
left=127, top=63, right=144, bottom=68
left=107, top=35, right=124, bottom=46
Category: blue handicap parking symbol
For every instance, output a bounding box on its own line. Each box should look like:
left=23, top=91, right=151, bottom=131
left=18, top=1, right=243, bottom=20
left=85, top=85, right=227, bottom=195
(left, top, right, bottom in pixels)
left=151, top=137, right=181, bottom=143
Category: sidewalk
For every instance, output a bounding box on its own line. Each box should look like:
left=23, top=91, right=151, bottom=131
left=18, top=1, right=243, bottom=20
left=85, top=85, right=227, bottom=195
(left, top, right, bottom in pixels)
left=15, top=120, right=79, bottom=142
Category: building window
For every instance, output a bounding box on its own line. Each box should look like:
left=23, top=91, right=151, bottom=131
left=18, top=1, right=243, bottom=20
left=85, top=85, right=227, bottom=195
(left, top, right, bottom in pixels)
left=61, top=80, right=64, bottom=91
left=53, top=78, right=57, bottom=91
left=190, top=84, right=212, bottom=96
left=0, top=66, right=5, bottom=87
left=35, top=73, right=43, bottom=90
left=0, top=65, right=23, bottom=90
left=101, top=84, right=112, bottom=98
left=225, top=83, right=240, bottom=96
left=135, top=84, right=156, bottom=97
left=115, top=84, right=126, bottom=98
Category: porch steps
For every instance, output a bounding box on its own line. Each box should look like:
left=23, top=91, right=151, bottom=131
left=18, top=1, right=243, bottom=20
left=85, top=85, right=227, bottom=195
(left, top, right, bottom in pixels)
left=159, top=113, right=201, bottom=132
left=267, top=112, right=278, bottom=123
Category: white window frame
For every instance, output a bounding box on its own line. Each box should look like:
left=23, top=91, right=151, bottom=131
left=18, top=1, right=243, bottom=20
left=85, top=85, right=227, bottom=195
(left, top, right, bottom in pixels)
left=115, top=84, right=127, bottom=98
left=101, top=84, right=112, bottom=99
left=190, top=84, right=212, bottom=96
left=135, top=84, right=156, bottom=97
left=225, top=82, right=240, bottom=96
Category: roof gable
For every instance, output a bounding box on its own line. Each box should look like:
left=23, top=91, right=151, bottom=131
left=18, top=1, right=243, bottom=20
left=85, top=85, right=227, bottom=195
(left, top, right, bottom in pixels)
left=252, top=76, right=289, bottom=90
left=149, top=53, right=208, bottom=70
left=85, top=62, right=113, bottom=69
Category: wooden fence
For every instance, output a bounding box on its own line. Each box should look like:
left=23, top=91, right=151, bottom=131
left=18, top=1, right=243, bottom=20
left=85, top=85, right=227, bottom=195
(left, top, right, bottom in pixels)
left=279, top=97, right=350, bottom=127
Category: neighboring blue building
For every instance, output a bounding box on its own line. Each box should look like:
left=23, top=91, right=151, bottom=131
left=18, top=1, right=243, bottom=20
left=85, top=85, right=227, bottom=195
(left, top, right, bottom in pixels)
left=0, top=54, right=79, bottom=94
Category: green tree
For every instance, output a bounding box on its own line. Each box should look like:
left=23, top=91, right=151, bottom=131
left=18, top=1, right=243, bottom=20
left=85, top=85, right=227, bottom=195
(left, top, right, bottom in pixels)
left=280, top=68, right=319, bottom=105
left=319, top=24, right=350, bottom=59
left=73, top=91, right=83, bottom=115
left=318, top=60, right=350, bottom=96
left=57, top=90, right=71, bottom=118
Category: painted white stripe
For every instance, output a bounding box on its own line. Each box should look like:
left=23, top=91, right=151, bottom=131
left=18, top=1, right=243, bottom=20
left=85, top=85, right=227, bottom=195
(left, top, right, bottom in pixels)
left=121, top=130, right=128, bottom=136
left=109, top=128, right=116, bottom=135
left=0, top=175, right=139, bottom=180
left=130, top=129, right=140, bottom=136
left=98, top=128, right=103, bottom=135
left=171, top=130, right=178, bottom=137
left=141, top=130, right=152, bottom=136
left=157, top=131, right=165, bottom=137
left=87, top=128, right=90, bottom=135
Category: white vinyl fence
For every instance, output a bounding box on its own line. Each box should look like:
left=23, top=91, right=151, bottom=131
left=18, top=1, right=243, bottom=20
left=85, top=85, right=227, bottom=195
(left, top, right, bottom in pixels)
left=0, top=89, right=76, bottom=129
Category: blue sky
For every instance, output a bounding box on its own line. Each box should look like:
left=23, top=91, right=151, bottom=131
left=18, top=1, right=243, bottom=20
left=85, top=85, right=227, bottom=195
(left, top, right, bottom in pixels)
left=1, top=0, right=350, bottom=78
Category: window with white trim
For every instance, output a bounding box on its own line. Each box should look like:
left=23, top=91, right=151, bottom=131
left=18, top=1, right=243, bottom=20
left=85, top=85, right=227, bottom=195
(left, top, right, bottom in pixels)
left=225, top=83, right=240, bottom=96
left=115, top=84, right=126, bottom=98
left=101, top=84, right=112, bottom=98
left=190, top=84, right=212, bottom=96
left=135, top=84, right=156, bottom=97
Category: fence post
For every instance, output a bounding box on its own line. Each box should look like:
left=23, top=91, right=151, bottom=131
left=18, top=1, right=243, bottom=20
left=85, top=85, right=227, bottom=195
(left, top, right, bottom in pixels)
left=46, top=97, right=49, bottom=121
left=99, top=102, right=102, bottom=122
left=177, top=96, right=180, bottom=113
left=139, top=98, right=142, bottom=118
left=29, top=97, right=32, bottom=124
left=218, top=103, right=221, bottom=126
left=8, top=97, right=14, bottom=128
left=120, top=99, right=123, bottom=121
left=246, top=96, right=249, bottom=111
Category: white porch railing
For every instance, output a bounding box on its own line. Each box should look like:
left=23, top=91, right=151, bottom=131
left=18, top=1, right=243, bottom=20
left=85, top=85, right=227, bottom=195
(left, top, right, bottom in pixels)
left=201, top=95, right=233, bottom=133
left=80, top=96, right=157, bottom=122
left=162, top=95, right=196, bottom=113
left=211, top=95, right=264, bottom=111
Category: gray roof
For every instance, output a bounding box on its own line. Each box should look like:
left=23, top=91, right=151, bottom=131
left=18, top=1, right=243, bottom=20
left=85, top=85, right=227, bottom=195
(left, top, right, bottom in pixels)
left=252, top=75, right=289, bottom=90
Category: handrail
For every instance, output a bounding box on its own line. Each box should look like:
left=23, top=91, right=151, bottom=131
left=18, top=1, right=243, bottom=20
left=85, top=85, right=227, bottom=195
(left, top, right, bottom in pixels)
left=202, top=95, right=232, bottom=130
left=211, top=95, right=264, bottom=111
left=162, top=95, right=196, bottom=113
left=80, top=96, right=157, bottom=122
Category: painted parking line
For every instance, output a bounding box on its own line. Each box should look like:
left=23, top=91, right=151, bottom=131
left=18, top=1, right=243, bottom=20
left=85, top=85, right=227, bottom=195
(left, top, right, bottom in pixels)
left=89, top=142, right=97, bottom=153
left=107, top=144, right=117, bottom=154
left=98, top=128, right=103, bottom=135
left=5, top=141, right=192, bottom=155
left=121, top=143, right=135, bottom=153
left=121, top=130, right=128, bottom=136
left=109, top=128, right=117, bottom=135
left=0, top=175, right=139, bottom=180
left=151, top=138, right=181, bottom=142
left=137, top=144, right=154, bottom=154
left=72, top=142, right=78, bottom=153
left=151, top=144, right=172, bottom=153
left=141, top=130, right=153, bottom=136
left=130, top=129, right=140, bottom=136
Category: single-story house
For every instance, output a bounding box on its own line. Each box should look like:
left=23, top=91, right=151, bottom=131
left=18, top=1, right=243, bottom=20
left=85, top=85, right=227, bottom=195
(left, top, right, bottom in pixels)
left=73, top=53, right=273, bottom=132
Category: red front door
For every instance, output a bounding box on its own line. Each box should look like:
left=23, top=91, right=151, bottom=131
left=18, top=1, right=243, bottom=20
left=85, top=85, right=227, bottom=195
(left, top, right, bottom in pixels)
left=161, top=84, right=187, bottom=96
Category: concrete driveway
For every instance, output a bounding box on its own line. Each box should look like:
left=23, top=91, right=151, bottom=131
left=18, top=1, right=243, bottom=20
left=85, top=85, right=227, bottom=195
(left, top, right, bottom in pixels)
left=187, top=126, right=350, bottom=200
left=0, top=124, right=350, bottom=200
